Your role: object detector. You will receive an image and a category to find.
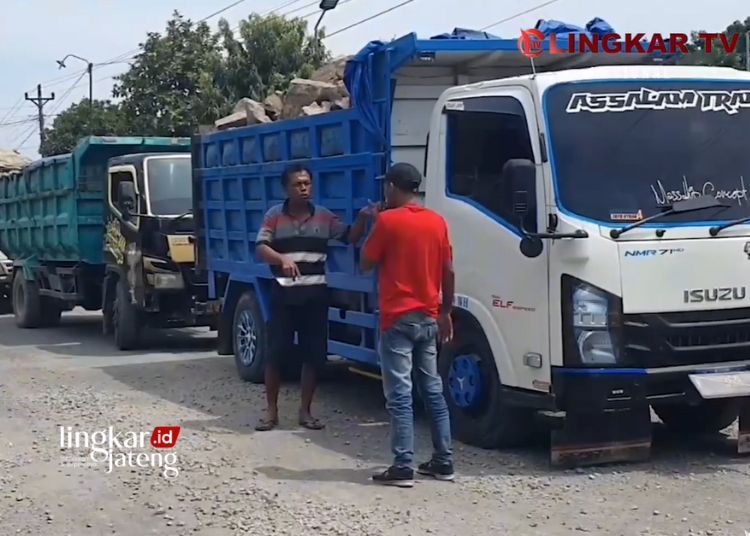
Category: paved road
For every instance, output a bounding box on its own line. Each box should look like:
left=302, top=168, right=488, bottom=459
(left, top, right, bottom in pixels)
left=1, top=310, right=749, bottom=536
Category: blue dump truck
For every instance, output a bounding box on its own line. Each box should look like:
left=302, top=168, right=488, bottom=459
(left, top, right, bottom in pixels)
left=0, top=136, right=217, bottom=349
left=193, top=27, right=750, bottom=466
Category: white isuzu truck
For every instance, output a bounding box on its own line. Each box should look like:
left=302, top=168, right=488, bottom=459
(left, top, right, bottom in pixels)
left=429, top=63, right=750, bottom=465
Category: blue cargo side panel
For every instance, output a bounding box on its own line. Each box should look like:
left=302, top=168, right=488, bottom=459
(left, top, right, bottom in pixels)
left=199, top=109, right=385, bottom=291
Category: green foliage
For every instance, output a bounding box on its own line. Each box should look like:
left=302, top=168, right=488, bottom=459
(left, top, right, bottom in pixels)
left=112, top=11, right=228, bottom=136
left=684, top=19, right=750, bottom=68
left=43, top=10, right=332, bottom=148
left=216, top=14, right=330, bottom=103
left=40, top=99, right=126, bottom=157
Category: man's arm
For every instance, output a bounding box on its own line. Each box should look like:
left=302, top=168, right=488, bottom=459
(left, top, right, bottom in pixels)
left=360, top=218, right=387, bottom=273
left=256, top=209, right=300, bottom=277
left=440, top=223, right=455, bottom=313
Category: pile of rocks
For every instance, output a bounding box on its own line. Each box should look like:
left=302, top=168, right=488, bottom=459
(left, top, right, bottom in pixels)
left=215, top=56, right=352, bottom=131
left=0, top=149, right=30, bottom=173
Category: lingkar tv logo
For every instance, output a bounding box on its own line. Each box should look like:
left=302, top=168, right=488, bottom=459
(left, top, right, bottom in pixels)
left=517, top=29, right=742, bottom=58
left=59, top=425, right=181, bottom=479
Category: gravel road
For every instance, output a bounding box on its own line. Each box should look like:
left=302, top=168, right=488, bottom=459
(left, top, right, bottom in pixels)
left=1, top=310, right=749, bottom=536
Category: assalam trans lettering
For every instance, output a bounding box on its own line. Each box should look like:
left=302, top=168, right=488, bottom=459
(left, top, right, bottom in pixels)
left=566, top=88, right=750, bottom=115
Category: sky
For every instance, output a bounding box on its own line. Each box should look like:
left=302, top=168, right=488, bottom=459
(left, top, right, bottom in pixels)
left=1, top=0, right=749, bottom=158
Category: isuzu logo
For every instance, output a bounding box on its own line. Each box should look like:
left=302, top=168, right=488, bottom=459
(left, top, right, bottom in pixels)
left=683, top=287, right=747, bottom=303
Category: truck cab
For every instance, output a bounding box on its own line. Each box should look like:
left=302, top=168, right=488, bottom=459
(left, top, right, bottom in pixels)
left=425, top=65, right=750, bottom=464
left=103, top=152, right=213, bottom=348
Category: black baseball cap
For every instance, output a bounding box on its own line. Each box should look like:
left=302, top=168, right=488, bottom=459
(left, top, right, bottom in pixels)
left=384, top=162, right=422, bottom=192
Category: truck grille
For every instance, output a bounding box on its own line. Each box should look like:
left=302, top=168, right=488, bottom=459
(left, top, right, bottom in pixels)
left=622, top=308, right=750, bottom=367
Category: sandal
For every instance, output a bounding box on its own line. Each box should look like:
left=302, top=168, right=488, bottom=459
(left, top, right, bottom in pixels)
left=255, top=417, right=278, bottom=431
left=298, top=416, right=325, bottom=430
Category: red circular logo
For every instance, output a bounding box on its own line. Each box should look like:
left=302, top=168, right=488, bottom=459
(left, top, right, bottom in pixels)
left=518, top=29, right=545, bottom=58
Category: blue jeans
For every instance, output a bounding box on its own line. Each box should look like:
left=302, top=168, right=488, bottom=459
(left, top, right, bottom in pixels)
left=379, top=312, right=453, bottom=469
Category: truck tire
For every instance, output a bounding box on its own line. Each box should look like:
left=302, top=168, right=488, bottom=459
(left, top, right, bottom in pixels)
left=39, top=298, right=63, bottom=327
left=233, top=291, right=267, bottom=383
left=12, top=273, right=42, bottom=328
left=113, top=278, right=140, bottom=351
left=438, top=321, right=534, bottom=448
left=653, top=399, right=739, bottom=434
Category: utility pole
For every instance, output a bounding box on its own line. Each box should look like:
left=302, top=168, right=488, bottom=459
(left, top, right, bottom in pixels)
left=24, top=84, right=55, bottom=147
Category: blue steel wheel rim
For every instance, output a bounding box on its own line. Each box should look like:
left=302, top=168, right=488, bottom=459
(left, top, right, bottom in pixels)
left=448, top=353, right=483, bottom=410
left=236, top=309, right=258, bottom=367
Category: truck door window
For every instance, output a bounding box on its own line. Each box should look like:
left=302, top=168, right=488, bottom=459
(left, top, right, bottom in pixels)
left=446, top=100, right=535, bottom=232
left=110, top=171, right=136, bottom=214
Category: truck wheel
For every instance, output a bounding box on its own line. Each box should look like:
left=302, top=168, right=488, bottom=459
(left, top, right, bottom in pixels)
left=438, top=322, right=534, bottom=448
left=113, top=279, right=140, bottom=350
left=653, top=399, right=739, bottom=434
left=39, top=298, right=63, bottom=327
left=12, top=273, right=42, bottom=328
left=233, top=291, right=267, bottom=383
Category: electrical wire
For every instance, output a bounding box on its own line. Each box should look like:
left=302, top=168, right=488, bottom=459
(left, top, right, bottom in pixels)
left=14, top=71, right=87, bottom=152
left=325, top=0, right=415, bottom=39
left=480, top=0, right=562, bottom=31
left=263, top=0, right=307, bottom=15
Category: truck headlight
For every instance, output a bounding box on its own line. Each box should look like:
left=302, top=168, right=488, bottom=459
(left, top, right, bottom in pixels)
left=563, top=277, right=622, bottom=366
left=146, top=273, right=184, bottom=289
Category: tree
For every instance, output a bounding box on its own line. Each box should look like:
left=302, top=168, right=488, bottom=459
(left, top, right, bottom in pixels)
left=112, top=11, right=228, bottom=136
left=216, top=14, right=330, bottom=103
left=685, top=18, right=750, bottom=69
left=40, top=99, right=126, bottom=157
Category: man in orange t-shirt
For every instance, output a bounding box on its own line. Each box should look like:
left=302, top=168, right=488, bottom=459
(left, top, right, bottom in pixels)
left=361, top=162, right=455, bottom=488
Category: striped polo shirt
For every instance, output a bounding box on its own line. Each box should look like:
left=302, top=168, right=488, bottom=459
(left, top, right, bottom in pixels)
left=256, top=199, right=348, bottom=302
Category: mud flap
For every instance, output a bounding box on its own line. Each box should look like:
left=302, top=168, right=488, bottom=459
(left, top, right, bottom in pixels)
left=550, top=404, right=652, bottom=468
left=688, top=371, right=750, bottom=455
left=549, top=372, right=651, bottom=468
left=739, top=397, right=750, bottom=455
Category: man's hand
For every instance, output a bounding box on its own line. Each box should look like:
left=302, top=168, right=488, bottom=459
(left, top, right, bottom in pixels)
left=437, top=313, right=453, bottom=344
left=358, top=200, right=382, bottom=220
left=280, top=256, right=301, bottom=279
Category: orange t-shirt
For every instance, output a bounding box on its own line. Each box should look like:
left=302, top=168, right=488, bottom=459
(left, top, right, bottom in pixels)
left=362, top=204, right=452, bottom=331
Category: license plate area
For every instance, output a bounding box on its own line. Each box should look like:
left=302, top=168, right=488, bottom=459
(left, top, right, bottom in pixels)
left=689, top=371, right=750, bottom=399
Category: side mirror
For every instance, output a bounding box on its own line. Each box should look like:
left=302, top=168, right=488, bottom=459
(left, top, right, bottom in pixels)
left=118, top=182, right=136, bottom=218
left=503, top=158, right=537, bottom=232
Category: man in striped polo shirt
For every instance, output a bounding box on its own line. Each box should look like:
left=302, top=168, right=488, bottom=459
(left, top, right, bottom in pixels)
left=255, top=164, right=375, bottom=431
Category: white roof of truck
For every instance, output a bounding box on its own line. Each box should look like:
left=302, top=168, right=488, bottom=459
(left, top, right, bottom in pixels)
left=447, top=65, right=750, bottom=96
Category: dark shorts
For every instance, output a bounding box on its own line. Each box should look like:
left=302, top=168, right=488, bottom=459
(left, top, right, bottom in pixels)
left=268, top=293, right=328, bottom=369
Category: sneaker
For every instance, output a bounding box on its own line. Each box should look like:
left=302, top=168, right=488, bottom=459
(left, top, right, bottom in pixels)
left=371, top=466, right=414, bottom=488
left=417, top=460, right=455, bottom=481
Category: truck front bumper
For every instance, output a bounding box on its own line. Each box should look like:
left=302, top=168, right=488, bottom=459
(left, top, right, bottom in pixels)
left=544, top=361, right=750, bottom=467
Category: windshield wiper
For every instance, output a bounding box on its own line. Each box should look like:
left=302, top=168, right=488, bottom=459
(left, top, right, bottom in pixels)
left=610, top=196, right=728, bottom=239
left=709, top=215, right=750, bottom=236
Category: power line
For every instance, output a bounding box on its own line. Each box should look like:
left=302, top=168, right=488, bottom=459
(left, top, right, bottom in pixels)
left=480, top=0, right=562, bottom=31
left=325, top=0, right=415, bottom=39
left=263, top=0, right=306, bottom=15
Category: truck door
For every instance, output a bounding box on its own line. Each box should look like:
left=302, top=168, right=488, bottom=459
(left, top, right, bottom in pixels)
left=426, top=88, right=551, bottom=393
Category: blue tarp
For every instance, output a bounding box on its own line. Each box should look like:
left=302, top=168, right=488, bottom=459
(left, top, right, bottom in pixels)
left=534, top=17, right=615, bottom=39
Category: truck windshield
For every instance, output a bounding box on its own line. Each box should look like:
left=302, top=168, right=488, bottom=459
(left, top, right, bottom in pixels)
left=544, top=81, right=750, bottom=224
left=146, top=157, right=192, bottom=216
